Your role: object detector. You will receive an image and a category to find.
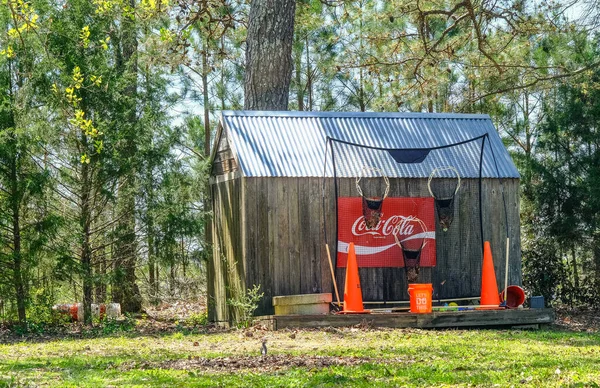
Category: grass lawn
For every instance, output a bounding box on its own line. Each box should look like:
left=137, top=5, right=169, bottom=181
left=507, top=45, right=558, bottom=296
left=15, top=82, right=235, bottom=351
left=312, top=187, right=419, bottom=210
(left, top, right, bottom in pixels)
left=1, top=323, right=599, bottom=387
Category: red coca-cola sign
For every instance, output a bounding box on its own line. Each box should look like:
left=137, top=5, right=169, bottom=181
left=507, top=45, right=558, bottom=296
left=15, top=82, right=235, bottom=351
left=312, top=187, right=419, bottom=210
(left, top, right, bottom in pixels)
left=337, top=197, right=436, bottom=268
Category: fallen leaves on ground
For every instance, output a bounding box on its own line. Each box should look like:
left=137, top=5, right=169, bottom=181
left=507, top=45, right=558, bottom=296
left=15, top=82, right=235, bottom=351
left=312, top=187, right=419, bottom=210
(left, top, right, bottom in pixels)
left=553, top=307, right=600, bottom=332
left=144, top=299, right=206, bottom=322
left=116, top=354, right=413, bottom=373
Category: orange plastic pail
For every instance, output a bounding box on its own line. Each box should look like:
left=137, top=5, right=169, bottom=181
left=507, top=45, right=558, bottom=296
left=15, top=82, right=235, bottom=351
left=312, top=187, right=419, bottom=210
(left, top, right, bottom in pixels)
left=408, top=283, right=433, bottom=313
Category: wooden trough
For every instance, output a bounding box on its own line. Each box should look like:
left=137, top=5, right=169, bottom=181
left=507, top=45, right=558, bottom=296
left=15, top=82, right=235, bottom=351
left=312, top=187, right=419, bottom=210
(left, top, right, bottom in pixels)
left=257, top=308, right=555, bottom=331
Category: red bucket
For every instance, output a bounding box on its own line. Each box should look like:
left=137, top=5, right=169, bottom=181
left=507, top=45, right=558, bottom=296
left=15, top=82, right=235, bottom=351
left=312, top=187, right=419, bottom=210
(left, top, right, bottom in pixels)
left=500, top=285, right=525, bottom=308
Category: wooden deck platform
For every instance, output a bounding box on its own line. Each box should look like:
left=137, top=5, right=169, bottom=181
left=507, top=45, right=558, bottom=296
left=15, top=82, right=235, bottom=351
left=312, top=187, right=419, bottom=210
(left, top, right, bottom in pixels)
left=258, top=308, right=555, bottom=330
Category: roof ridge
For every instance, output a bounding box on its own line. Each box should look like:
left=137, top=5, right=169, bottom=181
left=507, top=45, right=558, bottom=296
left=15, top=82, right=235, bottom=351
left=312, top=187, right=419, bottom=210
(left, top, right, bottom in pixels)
left=221, top=110, right=490, bottom=120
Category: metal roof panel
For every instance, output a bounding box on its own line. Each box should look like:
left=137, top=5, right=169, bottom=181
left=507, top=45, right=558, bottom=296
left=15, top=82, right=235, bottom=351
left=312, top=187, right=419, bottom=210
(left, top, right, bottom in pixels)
left=219, top=111, right=520, bottom=179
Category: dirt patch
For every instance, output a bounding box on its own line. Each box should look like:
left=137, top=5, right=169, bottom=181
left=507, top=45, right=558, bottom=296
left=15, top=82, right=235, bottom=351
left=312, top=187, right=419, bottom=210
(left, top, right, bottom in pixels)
left=144, top=300, right=206, bottom=322
left=553, top=308, right=600, bottom=332
left=117, top=354, right=411, bottom=373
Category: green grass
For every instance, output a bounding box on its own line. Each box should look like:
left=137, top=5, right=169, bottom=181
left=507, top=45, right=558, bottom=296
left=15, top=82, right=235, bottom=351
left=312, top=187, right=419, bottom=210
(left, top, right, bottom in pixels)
left=1, top=327, right=599, bottom=387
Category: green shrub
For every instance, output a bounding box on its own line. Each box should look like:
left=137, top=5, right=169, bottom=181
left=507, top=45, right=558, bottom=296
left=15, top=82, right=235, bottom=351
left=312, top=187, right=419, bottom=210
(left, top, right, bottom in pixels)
left=11, top=288, right=71, bottom=334
left=227, top=284, right=264, bottom=328
left=185, top=311, right=208, bottom=327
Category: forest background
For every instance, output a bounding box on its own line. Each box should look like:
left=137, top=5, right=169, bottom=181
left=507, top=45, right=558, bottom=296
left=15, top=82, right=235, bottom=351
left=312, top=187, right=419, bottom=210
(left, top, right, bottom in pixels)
left=1, top=0, right=600, bottom=326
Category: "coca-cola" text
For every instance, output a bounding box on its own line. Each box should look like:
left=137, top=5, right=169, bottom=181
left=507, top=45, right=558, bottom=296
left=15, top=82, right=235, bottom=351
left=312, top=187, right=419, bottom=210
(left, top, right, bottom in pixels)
left=351, top=215, right=417, bottom=237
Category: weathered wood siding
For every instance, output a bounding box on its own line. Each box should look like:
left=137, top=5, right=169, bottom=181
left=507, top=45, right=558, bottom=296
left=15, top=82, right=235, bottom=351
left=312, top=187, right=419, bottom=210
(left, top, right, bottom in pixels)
left=211, top=131, right=238, bottom=176
left=210, top=175, right=521, bottom=319
left=241, top=177, right=333, bottom=316
left=209, top=176, right=245, bottom=323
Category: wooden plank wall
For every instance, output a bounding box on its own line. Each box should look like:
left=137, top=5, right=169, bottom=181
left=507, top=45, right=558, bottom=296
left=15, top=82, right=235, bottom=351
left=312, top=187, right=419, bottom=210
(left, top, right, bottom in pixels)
left=242, top=177, right=333, bottom=315
left=208, top=177, right=245, bottom=323
left=212, top=176, right=521, bottom=318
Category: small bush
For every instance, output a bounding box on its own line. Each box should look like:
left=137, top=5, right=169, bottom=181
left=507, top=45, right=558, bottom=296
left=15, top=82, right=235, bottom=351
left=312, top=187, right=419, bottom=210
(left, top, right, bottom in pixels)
left=172, top=331, right=185, bottom=340
left=83, top=314, right=136, bottom=336
left=10, top=288, right=71, bottom=334
left=227, top=284, right=264, bottom=328
left=185, top=311, right=208, bottom=327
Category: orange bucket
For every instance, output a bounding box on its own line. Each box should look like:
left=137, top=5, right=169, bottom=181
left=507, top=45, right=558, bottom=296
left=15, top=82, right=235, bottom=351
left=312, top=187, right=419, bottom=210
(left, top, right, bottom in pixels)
left=408, top=283, right=433, bottom=313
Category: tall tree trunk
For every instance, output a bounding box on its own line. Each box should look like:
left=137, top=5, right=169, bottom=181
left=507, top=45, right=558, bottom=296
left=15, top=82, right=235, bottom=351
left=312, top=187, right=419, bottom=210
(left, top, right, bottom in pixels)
left=114, top=173, right=141, bottom=312
left=244, top=0, right=296, bottom=110
left=6, top=61, right=26, bottom=325
left=94, top=247, right=106, bottom=303
left=147, top=168, right=157, bottom=304
left=148, top=232, right=156, bottom=303
left=170, top=257, right=176, bottom=296
left=80, top=138, right=93, bottom=324
left=9, top=136, right=26, bottom=325
left=220, top=36, right=226, bottom=111
left=571, top=245, right=580, bottom=292
left=202, top=41, right=211, bottom=158
left=305, top=36, right=312, bottom=111
left=93, top=215, right=107, bottom=303
left=114, top=0, right=142, bottom=313
left=155, top=253, right=160, bottom=299
left=181, top=236, right=187, bottom=280
left=294, top=35, right=304, bottom=110
left=202, top=39, right=213, bottom=269
left=359, top=66, right=366, bottom=112
left=594, top=232, right=600, bottom=299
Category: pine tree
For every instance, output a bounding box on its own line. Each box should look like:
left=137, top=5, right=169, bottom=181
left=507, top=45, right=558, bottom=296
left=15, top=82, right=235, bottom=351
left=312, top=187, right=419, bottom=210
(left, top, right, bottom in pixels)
left=244, top=0, right=296, bottom=110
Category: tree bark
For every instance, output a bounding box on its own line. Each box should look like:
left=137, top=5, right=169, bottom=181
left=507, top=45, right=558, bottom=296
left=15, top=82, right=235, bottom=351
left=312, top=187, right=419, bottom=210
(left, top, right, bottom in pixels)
left=305, top=36, right=312, bottom=111
left=94, top=245, right=106, bottom=303
left=9, top=136, right=26, bottom=325
left=80, top=148, right=93, bottom=324
left=155, top=257, right=160, bottom=299
left=594, top=233, right=600, bottom=299
left=202, top=39, right=213, bottom=270
left=571, top=245, right=579, bottom=292
left=294, top=35, right=304, bottom=110
left=244, top=0, right=296, bottom=110
left=113, top=0, right=142, bottom=313
left=6, top=60, right=26, bottom=325
left=147, top=168, right=157, bottom=304
left=202, top=41, right=211, bottom=158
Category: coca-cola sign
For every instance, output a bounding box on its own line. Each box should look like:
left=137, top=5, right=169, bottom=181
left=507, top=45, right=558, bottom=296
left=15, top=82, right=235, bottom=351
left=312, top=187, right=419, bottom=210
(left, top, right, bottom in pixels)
left=337, top=197, right=436, bottom=268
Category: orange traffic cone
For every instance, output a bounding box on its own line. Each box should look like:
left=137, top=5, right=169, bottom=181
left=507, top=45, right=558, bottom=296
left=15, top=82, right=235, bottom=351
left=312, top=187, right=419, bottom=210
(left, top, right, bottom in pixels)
left=342, top=242, right=369, bottom=313
left=479, top=241, right=502, bottom=309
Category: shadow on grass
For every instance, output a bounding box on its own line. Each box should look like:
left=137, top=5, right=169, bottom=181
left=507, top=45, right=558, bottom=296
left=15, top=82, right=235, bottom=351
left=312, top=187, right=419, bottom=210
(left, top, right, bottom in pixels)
left=4, top=351, right=600, bottom=388
left=11, top=363, right=574, bottom=388
left=2, top=313, right=599, bottom=347
left=0, top=319, right=230, bottom=345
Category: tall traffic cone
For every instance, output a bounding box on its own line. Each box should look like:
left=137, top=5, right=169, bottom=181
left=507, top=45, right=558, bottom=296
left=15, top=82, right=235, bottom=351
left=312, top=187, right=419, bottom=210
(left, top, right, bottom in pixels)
left=342, top=242, right=368, bottom=313
left=479, top=241, right=502, bottom=309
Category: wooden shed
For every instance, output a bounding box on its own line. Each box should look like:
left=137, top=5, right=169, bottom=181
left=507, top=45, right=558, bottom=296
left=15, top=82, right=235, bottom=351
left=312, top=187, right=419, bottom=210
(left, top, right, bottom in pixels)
left=209, top=111, right=521, bottom=323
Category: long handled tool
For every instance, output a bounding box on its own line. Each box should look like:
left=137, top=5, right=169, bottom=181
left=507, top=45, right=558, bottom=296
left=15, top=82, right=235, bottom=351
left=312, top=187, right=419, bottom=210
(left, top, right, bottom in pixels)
left=326, top=243, right=341, bottom=307
left=502, top=237, right=510, bottom=304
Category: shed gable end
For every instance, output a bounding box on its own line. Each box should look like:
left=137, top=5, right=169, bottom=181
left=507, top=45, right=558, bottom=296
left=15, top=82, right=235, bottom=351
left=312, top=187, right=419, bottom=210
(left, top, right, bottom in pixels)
left=211, top=127, right=238, bottom=176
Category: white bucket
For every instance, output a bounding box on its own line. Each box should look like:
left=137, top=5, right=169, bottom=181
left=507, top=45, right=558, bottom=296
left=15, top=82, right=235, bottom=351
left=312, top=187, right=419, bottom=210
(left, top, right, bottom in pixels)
left=75, top=303, right=84, bottom=322
left=106, top=303, right=121, bottom=319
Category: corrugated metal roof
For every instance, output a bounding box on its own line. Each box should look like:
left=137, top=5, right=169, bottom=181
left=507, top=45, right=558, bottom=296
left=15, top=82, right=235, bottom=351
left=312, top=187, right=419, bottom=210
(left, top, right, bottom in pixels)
left=218, top=111, right=520, bottom=179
